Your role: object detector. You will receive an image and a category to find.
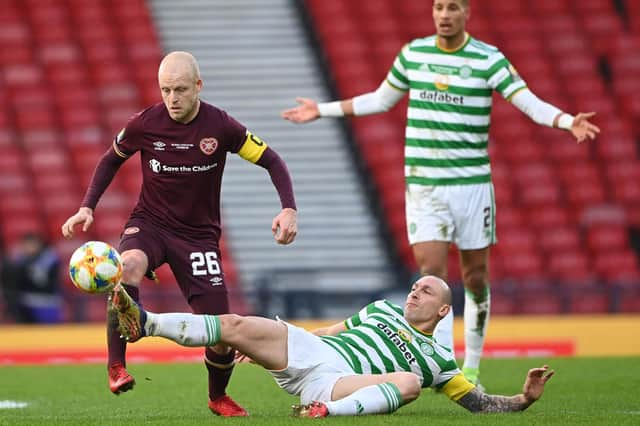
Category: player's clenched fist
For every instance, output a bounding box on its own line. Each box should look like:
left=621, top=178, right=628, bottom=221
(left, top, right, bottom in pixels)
left=61, top=207, right=94, bottom=239
left=272, top=208, right=297, bottom=245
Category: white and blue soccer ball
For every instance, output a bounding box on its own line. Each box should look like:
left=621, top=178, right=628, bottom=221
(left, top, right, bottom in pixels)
left=69, top=241, right=123, bottom=294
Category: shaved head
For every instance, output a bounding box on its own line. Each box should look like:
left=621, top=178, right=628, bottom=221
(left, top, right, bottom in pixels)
left=158, top=51, right=201, bottom=83
left=417, top=275, right=452, bottom=305
left=404, top=275, right=453, bottom=332
left=157, top=51, right=203, bottom=123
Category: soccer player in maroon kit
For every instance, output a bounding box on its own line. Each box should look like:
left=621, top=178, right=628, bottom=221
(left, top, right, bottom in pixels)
left=61, top=51, right=298, bottom=416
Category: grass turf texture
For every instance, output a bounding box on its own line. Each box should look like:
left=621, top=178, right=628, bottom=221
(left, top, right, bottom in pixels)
left=1, top=357, right=639, bottom=425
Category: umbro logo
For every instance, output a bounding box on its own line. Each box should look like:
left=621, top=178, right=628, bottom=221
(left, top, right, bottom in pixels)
left=153, top=141, right=166, bottom=151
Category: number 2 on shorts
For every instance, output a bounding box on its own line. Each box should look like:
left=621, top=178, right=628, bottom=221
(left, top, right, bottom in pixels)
left=483, top=206, right=491, bottom=229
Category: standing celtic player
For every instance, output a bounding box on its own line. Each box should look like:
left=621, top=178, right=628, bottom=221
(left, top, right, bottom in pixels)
left=281, top=0, right=599, bottom=387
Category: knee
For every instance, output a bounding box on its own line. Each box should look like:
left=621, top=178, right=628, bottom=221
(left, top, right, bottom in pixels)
left=419, top=266, right=448, bottom=281
left=219, top=314, right=244, bottom=334
left=391, top=373, right=421, bottom=403
left=120, top=250, right=148, bottom=283
left=463, top=266, right=488, bottom=294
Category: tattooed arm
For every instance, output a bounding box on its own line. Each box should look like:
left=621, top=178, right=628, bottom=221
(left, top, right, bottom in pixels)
left=457, top=365, right=554, bottom=413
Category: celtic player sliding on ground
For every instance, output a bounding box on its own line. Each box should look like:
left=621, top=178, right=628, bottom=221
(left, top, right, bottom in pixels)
left=112, top=275, right=554, bottom=417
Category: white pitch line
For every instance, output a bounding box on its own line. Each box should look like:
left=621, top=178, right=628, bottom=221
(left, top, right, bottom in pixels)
left=0, top=400, right=28, bottom=409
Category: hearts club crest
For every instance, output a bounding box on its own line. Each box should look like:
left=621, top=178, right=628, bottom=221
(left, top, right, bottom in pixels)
left=199, top=137, right=218, bottom=155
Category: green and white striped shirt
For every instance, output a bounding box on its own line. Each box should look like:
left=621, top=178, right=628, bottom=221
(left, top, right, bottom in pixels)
left=387, top=34, right=527, bottom=186
left=320, top=300, right=460, bottom=389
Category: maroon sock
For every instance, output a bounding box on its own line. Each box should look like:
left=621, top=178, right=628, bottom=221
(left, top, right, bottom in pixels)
left=205, top=347, right=236, bottom=400
left=107, top=284, right=140, bottom=367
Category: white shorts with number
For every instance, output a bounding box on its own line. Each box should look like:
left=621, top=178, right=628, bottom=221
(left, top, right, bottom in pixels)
left=269, top=322, right=354, bottom=404
left=405, top=183, right=496, bottom=250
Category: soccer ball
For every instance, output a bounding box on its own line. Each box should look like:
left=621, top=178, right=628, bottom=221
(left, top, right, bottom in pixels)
left=69, top=241, right=123, bottom=294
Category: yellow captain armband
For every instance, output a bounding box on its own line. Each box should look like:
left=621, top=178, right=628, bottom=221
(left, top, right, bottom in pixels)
left=441, top=373, right=475, bottom=401
left=237, top=131, right=268, bottom=163
left=112, top=141, right=129, bottom=158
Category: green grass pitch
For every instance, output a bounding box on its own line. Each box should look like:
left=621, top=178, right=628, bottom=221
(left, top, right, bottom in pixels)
left=1, top=357, right=639, bottom=425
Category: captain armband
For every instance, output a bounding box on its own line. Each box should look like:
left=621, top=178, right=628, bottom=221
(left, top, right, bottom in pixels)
left=441, top=373, right=475, bottom=401
left=112, top=141, right=130, bottom=159
left=238, top=131, right=269, bottom=163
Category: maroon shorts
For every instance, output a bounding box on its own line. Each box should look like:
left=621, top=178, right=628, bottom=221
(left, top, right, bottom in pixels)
left=119, top=218, right=230, bottom=315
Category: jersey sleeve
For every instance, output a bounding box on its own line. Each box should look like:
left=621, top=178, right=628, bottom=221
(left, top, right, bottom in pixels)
left=440, top=372, right=476, bottom=401
left=385, top=43, right=411, bottom=91
left=112, top=111, right=145, bottom=158
left=486, top=51, right=527, bottom=101
left=221, top=110, right=250, bottom=153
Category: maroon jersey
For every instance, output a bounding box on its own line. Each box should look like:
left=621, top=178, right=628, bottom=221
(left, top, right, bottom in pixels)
left=113, top=102, right=246, bottom=240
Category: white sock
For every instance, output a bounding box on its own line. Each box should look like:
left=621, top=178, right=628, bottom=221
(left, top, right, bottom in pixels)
left=433, top=306, right=455, bottom=357
left=325, top=383, right=403, bottom=416
left=146, top=312, right=221, bottom=347
left=462, top=288, right=490, bottom=370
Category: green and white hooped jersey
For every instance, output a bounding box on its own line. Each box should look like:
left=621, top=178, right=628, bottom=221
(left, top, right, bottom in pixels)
left=387, top=34, right=527, bottom=186
left=320, top=300, right=460, bottom=389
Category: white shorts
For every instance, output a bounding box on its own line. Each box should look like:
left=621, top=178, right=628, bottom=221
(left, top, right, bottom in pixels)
left=269, top=322, right=354, bottom=404
left=405, top=183, right=496, bottom=249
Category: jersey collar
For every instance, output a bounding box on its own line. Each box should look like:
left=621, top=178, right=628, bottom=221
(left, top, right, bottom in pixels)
left=409, top=323, right=434, bottom=339
left=436, top=32, right=470, bottom=53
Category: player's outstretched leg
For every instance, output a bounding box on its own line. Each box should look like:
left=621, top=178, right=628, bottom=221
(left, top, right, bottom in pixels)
left=106, top=285, right=139, bottom=394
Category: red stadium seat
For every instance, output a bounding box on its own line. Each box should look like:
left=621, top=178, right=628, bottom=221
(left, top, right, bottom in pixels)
left=528, top=205, right=572, bottom=230
left=564, top=179, right=607, bottom=209
left=567, top=292, right=610, bottom=314
left=1, top=216, right=46, bottom=248
left=496, top=207, right=524, bottom=229
left=594, top=251, right=640, bottom=281
left=548, top=139, right=593, bottom=163
left=595, top=135, right=638, bottom=160
left=586, top=225, right=630, bottom=253
left=516, top=292, right=563, bottom=315
left=489, top=293, right=517, bottom=315
left=498, top=249, right=545, bottom=281
left=558, top=162, right=601, bottom=183
left=531, top=0, right=571, bottom=15
left=618, top=293, right=640, bottom=313
left=538, top=227, right=581, bottom=253
left=496, top=228, right=537, bottom=253
left=518, top=184, right=562, bottom=207
left=611, top=181, right=640, bottom=205
left=548, top=250, right=594, bottom=283
left=606, top=160, right=640, bottom=183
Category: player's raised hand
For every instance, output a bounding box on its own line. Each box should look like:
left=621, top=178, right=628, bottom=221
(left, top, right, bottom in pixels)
left=522, top=365, right=554, bottom=403
left=61, top=207, right=94, bottom=239
left=272, top=208, right=297, bottom=245
left=281, top=97, right=320, bottom=123
left=571, top=112, right=600, bottom=143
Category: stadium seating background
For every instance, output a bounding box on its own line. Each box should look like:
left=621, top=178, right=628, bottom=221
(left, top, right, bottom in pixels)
left=305, top=0, right=640, bottom=315
left=0, top=0, right=639, bottom=320
left=0, top=0, right=244, bottom=321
